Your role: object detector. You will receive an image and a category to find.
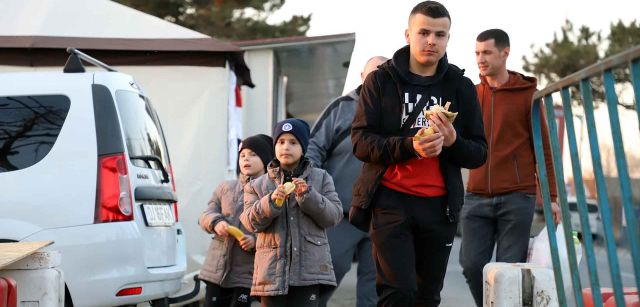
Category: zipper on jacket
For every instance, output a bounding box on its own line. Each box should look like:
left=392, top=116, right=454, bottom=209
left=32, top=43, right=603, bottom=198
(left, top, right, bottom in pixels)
left=220, top=238, right=232, bottom=282
left=488, top=89, right=496, bottom=195
left=512, top=154, right=521, bottom=184
left=285, top=203, right=294, bottom=288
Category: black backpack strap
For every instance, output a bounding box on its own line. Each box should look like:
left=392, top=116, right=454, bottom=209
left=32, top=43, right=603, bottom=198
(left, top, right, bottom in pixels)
left=375, top=63, right=431, bottom=133
left=400, top=91, right=430, bottom=132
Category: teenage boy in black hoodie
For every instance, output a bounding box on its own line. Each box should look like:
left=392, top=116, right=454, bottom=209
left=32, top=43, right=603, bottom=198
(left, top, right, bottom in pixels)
left=349, top=1, right=487, bottom=306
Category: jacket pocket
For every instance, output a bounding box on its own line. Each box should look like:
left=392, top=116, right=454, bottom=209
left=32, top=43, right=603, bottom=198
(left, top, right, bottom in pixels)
left=253, top=246, right=278, bottom=287
left=203, top=237, right=226, bottom=277
left=302, top=234, right=332, bottom=276
left=255, top=233, right=279, bottom=249
left=512, top=155, right=521, bottom=184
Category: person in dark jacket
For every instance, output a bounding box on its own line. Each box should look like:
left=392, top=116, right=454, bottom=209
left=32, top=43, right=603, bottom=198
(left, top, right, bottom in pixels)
left=349, top=1, right=487, bottom=306
left=199, top=134, right=274, bottom=307
left=460, top=29, right=561, bottom=307
left=307, top=56, right=388, bottom=307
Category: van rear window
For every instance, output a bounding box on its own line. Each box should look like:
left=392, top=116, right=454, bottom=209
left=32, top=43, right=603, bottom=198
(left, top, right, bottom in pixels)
left=0, top=95, right=70, bottom=172
left=115, top=91, right=169, bottom=169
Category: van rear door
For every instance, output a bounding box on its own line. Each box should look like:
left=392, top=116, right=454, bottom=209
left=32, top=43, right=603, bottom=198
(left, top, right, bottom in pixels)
left=113, top=89, right=179, bottom=268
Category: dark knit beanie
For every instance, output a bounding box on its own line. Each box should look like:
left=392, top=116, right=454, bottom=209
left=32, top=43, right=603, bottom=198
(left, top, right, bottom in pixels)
left=272, top=118, right=310, bottom=154
left=238, top=134, right=274, bottom=171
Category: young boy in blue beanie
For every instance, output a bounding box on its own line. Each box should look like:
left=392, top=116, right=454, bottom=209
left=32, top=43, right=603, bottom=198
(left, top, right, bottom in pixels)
left=240, top=118, right=343, bottom=307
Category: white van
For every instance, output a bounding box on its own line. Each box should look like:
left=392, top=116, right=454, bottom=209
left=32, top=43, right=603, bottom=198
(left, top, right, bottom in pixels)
left=0, top=49, right=187, bottom=306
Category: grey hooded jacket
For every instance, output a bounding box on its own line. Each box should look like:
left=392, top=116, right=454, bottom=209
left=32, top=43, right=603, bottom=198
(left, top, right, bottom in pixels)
left=198, top=174, right=255, bottom=288
left=307, top=88, right=361, bottom=214
left=240, top=159, right=342, bottom=296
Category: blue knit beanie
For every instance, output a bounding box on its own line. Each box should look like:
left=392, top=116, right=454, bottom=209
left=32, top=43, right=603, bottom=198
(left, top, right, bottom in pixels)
left=272, top=118, right=310, bottom=154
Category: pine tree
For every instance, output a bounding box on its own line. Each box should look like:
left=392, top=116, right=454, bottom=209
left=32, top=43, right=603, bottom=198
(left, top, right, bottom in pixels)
left=522, top=19, right=639, bottom=109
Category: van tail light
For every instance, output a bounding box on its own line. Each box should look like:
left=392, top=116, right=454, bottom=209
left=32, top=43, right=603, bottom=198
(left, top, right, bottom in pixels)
left=116, top=287, right=142, bottom=296
left=95, top=153, right=133, bottom=223
left=169, top=164, right=178, bottom=222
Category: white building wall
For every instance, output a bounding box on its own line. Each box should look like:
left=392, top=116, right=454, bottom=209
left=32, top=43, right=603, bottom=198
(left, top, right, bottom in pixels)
left=241, top=49, right=275, bottom=137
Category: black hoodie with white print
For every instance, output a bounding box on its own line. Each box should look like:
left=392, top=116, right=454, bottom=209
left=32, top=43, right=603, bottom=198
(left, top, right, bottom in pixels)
left=350, top=45, right=487, bottom=222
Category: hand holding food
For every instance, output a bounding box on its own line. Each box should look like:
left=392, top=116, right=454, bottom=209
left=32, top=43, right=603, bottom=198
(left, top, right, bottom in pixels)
left=292, top=178, right=308, bottom=197
left=429, top=101, right=458, bottom=147
left=414, top=127, right=436, bottom=140
left=413, top=131, right=444, bottom=158
left=239, top=235, right=255, bottom=251
left=414, top=102, right=456, bottom=141
left=214, top=220, right=229, bottom=237
left=274, top=182, right=296, bottom=207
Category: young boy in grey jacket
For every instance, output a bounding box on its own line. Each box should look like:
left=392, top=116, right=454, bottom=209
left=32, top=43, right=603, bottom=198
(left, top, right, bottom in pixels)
left=199, top=134, right=274, bottom=307
left=240, top=118, right=343, bottom=307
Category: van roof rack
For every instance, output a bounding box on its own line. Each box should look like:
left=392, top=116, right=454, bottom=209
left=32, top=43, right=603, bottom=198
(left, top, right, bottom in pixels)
left=64, top=48, right=117, bottom=73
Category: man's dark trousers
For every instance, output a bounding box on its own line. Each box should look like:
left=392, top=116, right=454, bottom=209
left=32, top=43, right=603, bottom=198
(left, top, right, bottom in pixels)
left=370, top=186, right=457, bottom=307
left=459, top=192, right=536, bottom=307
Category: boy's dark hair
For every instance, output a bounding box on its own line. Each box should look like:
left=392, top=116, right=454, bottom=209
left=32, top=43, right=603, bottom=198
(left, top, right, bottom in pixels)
left=410, top=1, right=451, bottom=23
left=477, top=29, right=510, bottom=50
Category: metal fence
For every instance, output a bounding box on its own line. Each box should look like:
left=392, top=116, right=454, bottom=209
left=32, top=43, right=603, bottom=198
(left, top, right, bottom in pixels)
left=532, top=45, right=640, bottom=306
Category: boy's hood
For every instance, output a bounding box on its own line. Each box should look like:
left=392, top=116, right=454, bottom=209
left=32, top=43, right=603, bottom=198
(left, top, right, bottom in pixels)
left=385, top=44, right=449, bottom=86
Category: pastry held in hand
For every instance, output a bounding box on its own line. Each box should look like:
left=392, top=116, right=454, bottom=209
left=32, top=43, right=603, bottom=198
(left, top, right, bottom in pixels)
left=275, top=182, right=296, bottom=207
left=283, top=182, right=296, bottom=194
left=424, top=102, right=458, bottom=122
left=414, top=127, right=435, bottom=140
left=414, top=102, right=457, bottom=141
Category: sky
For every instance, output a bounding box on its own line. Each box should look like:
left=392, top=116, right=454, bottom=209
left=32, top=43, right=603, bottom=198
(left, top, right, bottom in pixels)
left=269, top=0, right=639, bottom=93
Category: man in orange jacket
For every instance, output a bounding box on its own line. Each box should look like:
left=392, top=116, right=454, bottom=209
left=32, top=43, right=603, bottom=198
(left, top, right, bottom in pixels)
left=459, top=28, right=561, bottom=307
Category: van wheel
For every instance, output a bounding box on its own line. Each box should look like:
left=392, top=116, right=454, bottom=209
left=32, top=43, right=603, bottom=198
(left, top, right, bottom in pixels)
left=64, top=285, right=74, bottom=307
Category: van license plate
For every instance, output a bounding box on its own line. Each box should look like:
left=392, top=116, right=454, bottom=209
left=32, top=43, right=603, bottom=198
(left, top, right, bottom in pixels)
left=142, top=204, right=175, bottom=226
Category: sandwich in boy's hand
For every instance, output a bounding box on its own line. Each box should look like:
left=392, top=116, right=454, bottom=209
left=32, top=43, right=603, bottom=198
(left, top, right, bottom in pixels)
left=414, top=127, right=435, bottom=140
left=274, top=182, right=296, bottom=207
left=424, top=101, right=457, bottom=122
left=414, top=101, right=458, bottom=140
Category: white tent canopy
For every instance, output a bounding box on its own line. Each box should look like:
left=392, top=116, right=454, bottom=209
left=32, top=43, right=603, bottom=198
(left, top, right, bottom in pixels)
left=1, top=0, right=206, bottom=38
left=0, top=0, right=253, bottom=73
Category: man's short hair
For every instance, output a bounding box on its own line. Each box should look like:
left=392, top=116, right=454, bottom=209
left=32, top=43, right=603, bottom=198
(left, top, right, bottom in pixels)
left=477, top=29, right=510, bottom=50
left=410, top=1, right=451, bottom=23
